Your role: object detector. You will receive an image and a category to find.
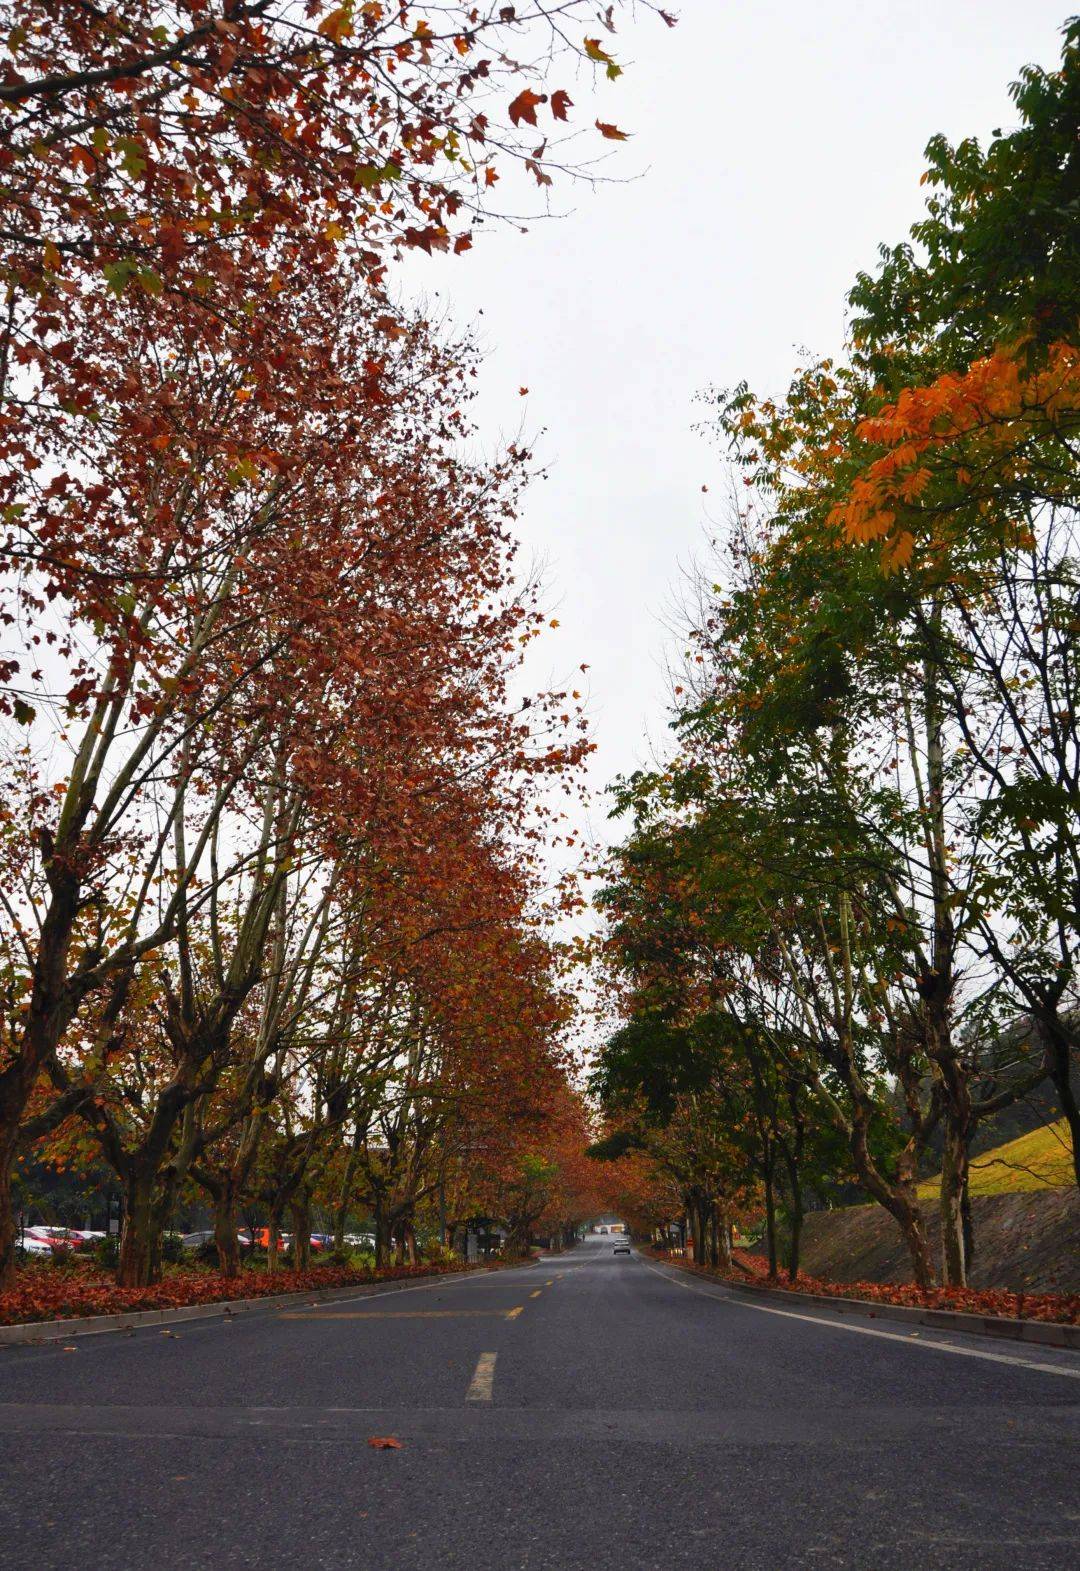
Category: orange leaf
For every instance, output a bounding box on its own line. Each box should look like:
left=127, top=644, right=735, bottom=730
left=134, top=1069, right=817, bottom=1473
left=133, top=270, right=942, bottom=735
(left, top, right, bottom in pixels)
left=550, top=90, right=573, bottom=122
left=509, top=89, right=545, bottom=128
left=318, top=6, right=353, bottom=43
left=595, top=120, right=629, bottom=141
left=367, top=1435, right=403, bottom=1449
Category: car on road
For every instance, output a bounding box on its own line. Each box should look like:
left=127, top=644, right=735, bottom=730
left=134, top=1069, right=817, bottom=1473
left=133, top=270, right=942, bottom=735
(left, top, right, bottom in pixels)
left=613, top=1238, right=631, bottom=1254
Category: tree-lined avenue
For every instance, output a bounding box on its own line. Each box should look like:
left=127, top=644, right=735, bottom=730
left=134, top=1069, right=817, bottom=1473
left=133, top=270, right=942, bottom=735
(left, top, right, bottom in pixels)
left=0, top=1234, right=1076, bottom=1570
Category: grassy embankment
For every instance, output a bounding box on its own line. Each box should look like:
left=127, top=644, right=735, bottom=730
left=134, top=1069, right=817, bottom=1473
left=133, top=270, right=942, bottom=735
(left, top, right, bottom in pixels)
left=917, top=1119, right=1073, bottom=1199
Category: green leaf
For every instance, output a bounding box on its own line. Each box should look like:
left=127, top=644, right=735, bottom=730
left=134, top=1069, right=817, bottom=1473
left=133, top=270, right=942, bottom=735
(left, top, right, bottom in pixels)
left=13, top=699, right=35, bottom=725
left=102, top=260, right=137, bottom=295
left=115, top=137, right=147, bottom=179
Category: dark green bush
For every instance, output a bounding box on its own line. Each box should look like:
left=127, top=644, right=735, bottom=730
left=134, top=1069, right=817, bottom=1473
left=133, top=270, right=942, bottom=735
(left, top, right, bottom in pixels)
left=94, top=1234, right=120, bottom=1268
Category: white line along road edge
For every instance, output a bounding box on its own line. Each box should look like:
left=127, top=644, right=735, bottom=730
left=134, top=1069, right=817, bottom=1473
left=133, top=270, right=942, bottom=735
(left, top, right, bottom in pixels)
left=646, top=1264, right=1080, bottom=1382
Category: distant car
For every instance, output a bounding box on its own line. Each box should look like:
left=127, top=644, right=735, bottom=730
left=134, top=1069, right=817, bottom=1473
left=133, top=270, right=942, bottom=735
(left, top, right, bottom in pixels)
left=251, top=1227, right=287, bottom=1251
left=18, top=1232, right=55, bottom=1257
left=23, top=1226, right=87, bottom=1253
left=613, top=1239, right=631, bottom=1255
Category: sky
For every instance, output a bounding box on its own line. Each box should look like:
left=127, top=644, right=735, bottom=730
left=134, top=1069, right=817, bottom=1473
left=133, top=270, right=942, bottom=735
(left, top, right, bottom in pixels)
left=405, top=1, right=1071, bottom=853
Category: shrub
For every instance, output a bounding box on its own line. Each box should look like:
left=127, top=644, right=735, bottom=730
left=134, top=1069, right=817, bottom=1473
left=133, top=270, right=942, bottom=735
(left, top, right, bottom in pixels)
left=422, top=1240, right=462, bottom=1269
left=94, top=1235, right=120, bottom=1269
left=160, top=1233, right=189, bottom=1266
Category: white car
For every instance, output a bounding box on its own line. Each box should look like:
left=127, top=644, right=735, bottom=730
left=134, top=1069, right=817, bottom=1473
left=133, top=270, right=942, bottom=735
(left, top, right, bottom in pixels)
left=22, top=1226, right=91, bottom=1253
left=18, top=1232, right=55, bottom=1256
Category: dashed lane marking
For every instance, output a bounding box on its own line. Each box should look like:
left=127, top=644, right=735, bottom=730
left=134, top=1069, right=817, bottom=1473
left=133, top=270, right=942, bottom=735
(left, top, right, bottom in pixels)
left=505, top=1306, right=524, bottom=1320
left=466, top=1352, right=497, bottom=1403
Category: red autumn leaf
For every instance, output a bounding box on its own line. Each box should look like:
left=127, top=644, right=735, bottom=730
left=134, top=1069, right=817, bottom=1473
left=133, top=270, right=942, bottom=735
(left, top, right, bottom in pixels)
left=595, top=120, right=629, bottom=141
left=367, top=1435, right=403, bottom=1450
left=550, top=90, right=573, bottom=122
left=508, top=88, right=545, bottom=128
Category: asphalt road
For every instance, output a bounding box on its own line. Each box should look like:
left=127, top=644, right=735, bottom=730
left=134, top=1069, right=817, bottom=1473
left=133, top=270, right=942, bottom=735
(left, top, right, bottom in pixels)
left=1, top=1236, right=1077, bottom=1570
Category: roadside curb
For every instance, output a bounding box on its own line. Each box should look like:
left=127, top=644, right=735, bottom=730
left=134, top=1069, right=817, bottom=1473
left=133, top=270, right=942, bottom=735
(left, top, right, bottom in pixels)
left=0, top=1259, right=538, bottom=1347
left=652, top=1256, right=1080, bottom=1351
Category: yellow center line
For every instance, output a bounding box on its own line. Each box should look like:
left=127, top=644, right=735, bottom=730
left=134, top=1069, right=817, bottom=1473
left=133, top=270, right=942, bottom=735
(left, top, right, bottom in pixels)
left=279, top=1309, right=509, bottom=1320
left=505, top=1306, right=524, bottom=1320
left=529, top=1289, right=543, bottom=1299
left=545, top=1279, right=555, bottom=1286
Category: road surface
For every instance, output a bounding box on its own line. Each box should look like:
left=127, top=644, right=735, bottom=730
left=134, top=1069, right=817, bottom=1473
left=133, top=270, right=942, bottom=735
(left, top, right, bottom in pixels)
left=0, top=1236, right=1076, bottom=1569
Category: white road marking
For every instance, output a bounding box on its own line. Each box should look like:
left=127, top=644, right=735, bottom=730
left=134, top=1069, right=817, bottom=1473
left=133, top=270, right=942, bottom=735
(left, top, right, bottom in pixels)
left=466, top=1352, right=497, bottom=1403
left=646, top=1264, right=1080, bottom=1382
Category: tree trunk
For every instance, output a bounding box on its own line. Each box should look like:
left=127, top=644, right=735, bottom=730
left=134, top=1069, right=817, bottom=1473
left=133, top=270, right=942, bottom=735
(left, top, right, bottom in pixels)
left=213, top=1187, right=240, bottom=1278
left=0, top=1115, right=19, bottom=1290
left=762, top=1165, right=778, bottom=1280
left=117, top=1169, right=160, bottom=1288
left=843, top=1075, right=937, bottom=1289
left=690, top=1197, right=709, bottom=1266
left=783, top=1080, right=806, bottom=1282
left=961, top=1174, right=975, bottom=1273
left=1042, top=1016, right=1080, bottom=1189
left=266, top=1202, right=284, bottom=1274
left=782, top=1152, right=804, bottom=1282
left=373, top=1201, right=392, bottom=1271
left=291, top=1195, right=311, bottom=1272
left=333, top=1198, right=349, bottom=1255
left=939, top=1115, right=968, bottom=1287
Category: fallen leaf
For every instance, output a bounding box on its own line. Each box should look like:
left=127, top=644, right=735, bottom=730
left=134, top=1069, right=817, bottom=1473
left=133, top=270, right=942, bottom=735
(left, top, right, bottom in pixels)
left=368, top=1435, right=403, bottom=1450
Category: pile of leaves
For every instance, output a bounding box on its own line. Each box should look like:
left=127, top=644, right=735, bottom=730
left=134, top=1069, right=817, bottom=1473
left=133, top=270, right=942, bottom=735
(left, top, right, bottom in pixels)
left=0, top=1258, right=489, bottom=1327
left=651, top=1249, right=1080, bottom=1325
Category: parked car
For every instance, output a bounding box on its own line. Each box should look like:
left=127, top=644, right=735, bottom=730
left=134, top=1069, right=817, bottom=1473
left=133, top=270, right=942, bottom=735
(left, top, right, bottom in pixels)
left=181, top=1231, right=216, bottom=1250
left=23, top=1226, right=88, bottom=1253
left=18, top=1232, right=55, bottom=1257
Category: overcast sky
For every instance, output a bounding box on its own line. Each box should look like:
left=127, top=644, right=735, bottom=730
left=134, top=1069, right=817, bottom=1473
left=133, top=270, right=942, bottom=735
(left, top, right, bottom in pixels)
left=408, top=1, right=1070, bottom=852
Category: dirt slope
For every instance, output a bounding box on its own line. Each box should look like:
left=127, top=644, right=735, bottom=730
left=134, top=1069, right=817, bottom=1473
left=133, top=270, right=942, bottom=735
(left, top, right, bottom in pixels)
left=793, top=1188, right=1079, bottom=1292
